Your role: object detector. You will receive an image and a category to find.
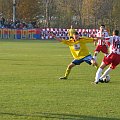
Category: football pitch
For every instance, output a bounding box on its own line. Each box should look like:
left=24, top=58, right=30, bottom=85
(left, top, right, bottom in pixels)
left=0, top=39, right=120, bottom=120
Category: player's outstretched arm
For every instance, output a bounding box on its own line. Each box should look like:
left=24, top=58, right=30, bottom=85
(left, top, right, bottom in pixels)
left=50, top=32, right=62, bottom=42
left=93, top=37, right=99, bottom=42
left=95, top=36, right=104, bottom=40
left=92, top=37, right=104, bottom=42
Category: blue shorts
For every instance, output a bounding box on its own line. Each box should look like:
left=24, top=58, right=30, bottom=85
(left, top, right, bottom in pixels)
left=72, top=54, right=93, bottom=65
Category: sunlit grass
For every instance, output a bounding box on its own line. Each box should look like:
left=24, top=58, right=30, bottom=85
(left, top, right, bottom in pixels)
left=0, top=39, right=119, bottom=120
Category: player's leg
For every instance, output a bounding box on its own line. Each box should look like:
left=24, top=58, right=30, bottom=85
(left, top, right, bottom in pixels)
left=100, top=53, right=120, bottom=80
left=64, top=63, right=75, bottom=78
left=94, top=52, right=112, bottom=84
left=91, top=58, right=99, bottom=69
left=93, top=51, right=98, bottom=61
left=59, top=63, right=75, bottom=79
left=59, top=59, right=83, bottom=79
left=100, top=67, right=112, bottom=79
left=84, top=55, right=99, bottom=69
left=94, top=52, right=120, bottom=84
left=101, top=45, right=109, bottom=56
left=94, top=62, right=107, bottom=84
left=93, top=45, right=101, bottom=62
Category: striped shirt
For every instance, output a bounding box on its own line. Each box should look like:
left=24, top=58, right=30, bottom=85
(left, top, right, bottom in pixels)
left=105, top=36, right=120, bottom=55
left=96, top=30, right=109, bottom=45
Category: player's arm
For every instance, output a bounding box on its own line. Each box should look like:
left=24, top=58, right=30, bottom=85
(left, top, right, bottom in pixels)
left=93, top=37, right=104, bottom=46
left=50, top=32, right=63, bottom=42
left=79, top=37, right=98, bottom=43
left=50, top=32, right=72, bottom=45
left=96, top=37, right=104, bottom=40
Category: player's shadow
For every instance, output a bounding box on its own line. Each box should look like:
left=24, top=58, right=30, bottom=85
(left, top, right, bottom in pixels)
left=0, top=112, right=119, bottom=120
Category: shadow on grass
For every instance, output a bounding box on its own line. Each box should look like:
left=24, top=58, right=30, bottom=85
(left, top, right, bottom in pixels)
left=0, top=112, right=119, bottom=120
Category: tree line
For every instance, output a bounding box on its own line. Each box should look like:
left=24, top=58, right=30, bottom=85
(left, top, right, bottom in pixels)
left=0, top=0, right=120, bottom=32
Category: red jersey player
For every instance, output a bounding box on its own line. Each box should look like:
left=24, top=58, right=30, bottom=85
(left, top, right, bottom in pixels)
left=94, top=30, right=120, bottom=84
left=93, top=25, right=109, bottom=62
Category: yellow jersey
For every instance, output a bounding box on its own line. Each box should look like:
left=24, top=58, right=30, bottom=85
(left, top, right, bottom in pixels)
left=62, top=37, right=94, bottom=59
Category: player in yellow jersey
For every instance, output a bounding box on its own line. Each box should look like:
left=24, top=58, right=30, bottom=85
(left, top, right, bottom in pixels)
left=51, top=32, right=99, bottom=80
left=68, top=25, right=76, bottom=39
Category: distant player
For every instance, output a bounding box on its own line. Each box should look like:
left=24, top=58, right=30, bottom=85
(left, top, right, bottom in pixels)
left=93, top=25, right=109, bottom=62
left=94, top=30, right=120, bottom=84
left=51, top=32, right=99, bottom=80
left=68, top=25, right=76, bottom=39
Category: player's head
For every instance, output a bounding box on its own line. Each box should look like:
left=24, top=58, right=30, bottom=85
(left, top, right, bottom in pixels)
left=73, top=32, right=79, bottom=40
left=113, top=30, right=119, bottom=36
left=100, top=24, right=105, bottom=32
left=70, top=25, right=73, bottom=29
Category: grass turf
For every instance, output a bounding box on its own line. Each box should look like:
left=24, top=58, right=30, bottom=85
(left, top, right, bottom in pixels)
left=0, top=39, right=120, bottom=120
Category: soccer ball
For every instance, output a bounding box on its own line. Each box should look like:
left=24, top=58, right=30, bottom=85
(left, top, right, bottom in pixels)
left=103, top=75, right=110, bottom=83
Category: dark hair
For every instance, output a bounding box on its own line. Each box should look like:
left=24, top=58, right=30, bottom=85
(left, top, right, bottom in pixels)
left=113, top=30, right=119, bottom=36
left=73, top=31, right=78, bottom=35
left=101, top=24, right=105, bottom=28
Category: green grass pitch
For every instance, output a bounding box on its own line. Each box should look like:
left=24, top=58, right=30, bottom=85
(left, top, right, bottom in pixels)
left=0, top=39, right=120, bottom=120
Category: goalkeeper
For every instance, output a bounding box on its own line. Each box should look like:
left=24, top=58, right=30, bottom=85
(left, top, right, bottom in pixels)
left=51, top=32, right=99, bottom=80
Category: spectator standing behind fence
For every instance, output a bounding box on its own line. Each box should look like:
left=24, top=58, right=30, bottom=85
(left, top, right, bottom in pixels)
left=68, top=25, right=76, bottom=39
left=0, top=17, right=5, bottom=26
left=27, top=21, right=33, bottom=29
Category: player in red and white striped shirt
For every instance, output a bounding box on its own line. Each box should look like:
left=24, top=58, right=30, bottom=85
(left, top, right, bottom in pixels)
left=93, top=25, right=109, bottom=62
left=94, top=30, right=120, bottom=84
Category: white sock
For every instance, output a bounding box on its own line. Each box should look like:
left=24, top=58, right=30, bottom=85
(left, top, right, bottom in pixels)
left=95, top=68, right=103, bottom=82
left=100, top=67, right=112, bottom=79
